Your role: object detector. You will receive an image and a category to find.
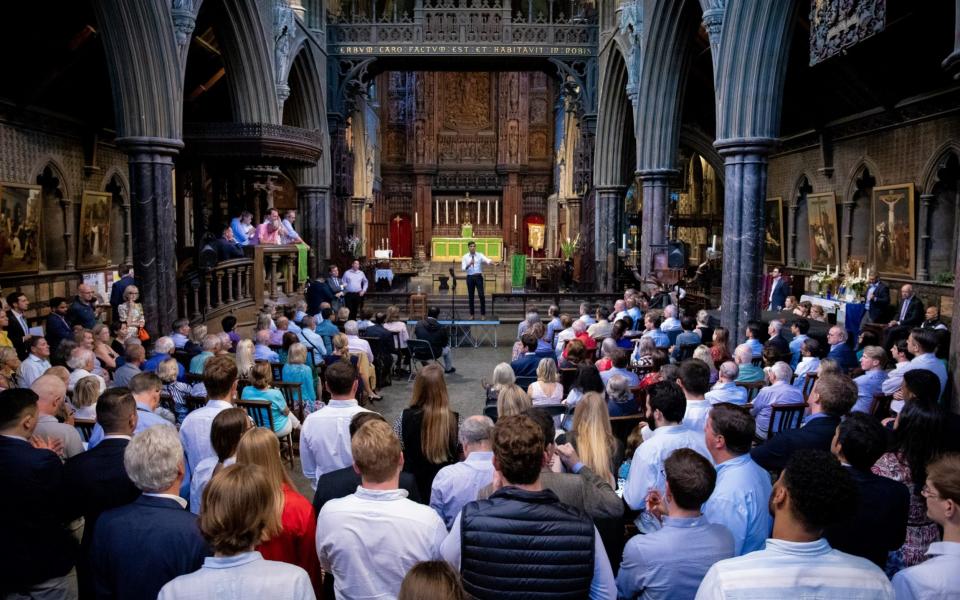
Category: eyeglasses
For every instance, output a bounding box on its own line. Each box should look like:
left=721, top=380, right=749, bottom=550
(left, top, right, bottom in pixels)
left=921, top=484, right=941, bottom=500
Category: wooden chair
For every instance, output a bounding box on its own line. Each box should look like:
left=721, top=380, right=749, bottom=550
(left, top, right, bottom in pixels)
left=610, top=414, right=645, bottom=449
left=173, top=350, right=193, bottom=371
left=515, top=376, right=537, bottom=392
left=801, top=373, right=818, bottom=403
left=630, top=386, right=648, bottom=415
left=184, top=394, right=207, bottom=413
left=275, top=381, right=305, bottom=422
left=765, top=403, right=807, bottom=440
left=184, top=372, right=204, bottom=385
left=735, top=380, right=765, bottom=403
left=74, top=418, right=95, bottom=442
left=236, top=398, right=296, bottom=468
left=269, top=361, right=284, bottom=382
left=750, top=357, right=763, bottom=367
left=870, top=394, right=893, bottom=419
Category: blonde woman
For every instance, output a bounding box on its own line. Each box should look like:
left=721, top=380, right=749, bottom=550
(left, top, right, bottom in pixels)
left=117, top=285, right=145, bottom=331
left=383, top=305, right=409, bottom=349
left=281, top=343, right=319, bottom=414
left=483, top=362, right=515, bottom=405
left=185, top=324, right=207, bottom=355
left=331, top=332, right=376, bottom=398
left=0, top=347, right=20, bottom=391
left=527, top=358, right=563, bottom=406
left=236, top=339, right=255, bottom=379
left=567, top=391, right=622, bottom=485
left=235, top=428, right=322, bottom=595
left=158, top=357, right=198, bottom=424
left=92, top=323, right=120, bottom=370
left=241, top=362, right=301, bottom=438
left=72, top=375, right=101, bottom=419
left=496, top=384, right=531, bottom=419
left=692, top=344, right=719, bottom=384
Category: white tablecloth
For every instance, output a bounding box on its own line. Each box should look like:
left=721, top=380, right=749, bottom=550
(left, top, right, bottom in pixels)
left=799, top=294, right=858, bottom=327
left=374, top=249, right=393, bottom=259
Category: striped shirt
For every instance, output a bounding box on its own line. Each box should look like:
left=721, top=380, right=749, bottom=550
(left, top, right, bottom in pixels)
left=695, top=538, right=893, bottom=599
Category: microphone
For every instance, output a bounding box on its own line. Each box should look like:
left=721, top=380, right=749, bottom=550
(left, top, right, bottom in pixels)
left=449, top=267, right=456, bottom=278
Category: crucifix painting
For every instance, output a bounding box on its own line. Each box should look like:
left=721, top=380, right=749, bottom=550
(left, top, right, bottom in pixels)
left=871, top=183, right=915, bottom=278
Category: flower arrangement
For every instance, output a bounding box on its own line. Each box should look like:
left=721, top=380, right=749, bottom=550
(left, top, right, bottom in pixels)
left=560, top=233, right=581, bottom=261
left=808, top=269, right=838, bottom=296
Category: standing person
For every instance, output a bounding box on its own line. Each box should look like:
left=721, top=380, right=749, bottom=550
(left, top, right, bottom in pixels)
left=256, top=208, right=283, bottom=245
left=766, top=266, right=790, bottom=311
left=68, top=284, right=99, bottom=330
left=179, top=356, right=239, bottom=477
left=862, top=271, right=890, bottom=325
left=461, top=241, right=492, bottom=319
left=6, top=290, right=32, bottom=359
left=230, top=210, right=254, bottom=245
left=325, top=265, right=346, bottom=310
left=0, top=388, right=80, bottom=599
left=342, top=259, right=368, bottom=320
left=45, top=297, right=73, bottom=353
left=617, top=449, right=735, bottom=599
left=695, top=451, right=893, bottom=600
left=189, top=407, right=251, bottom=514
left=395, top=364, right=461, bottom=501
left=31, top=373, right=85, bottom=458
left=158, top=464, right=315, bottom=600
left=317, top=419, right=447, bottom=599
left=109, top=264, right=136, bottom=321
left=280, top=209, right=306, bottom=245
left=117, top=285, right=146, bottom=338
left=236, top=428, right=322, bottom=596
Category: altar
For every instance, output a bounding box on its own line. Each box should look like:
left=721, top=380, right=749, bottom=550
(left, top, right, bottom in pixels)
left=800, top=294, right=866, bottom=336
left=431, top=237, right=503, bottom=262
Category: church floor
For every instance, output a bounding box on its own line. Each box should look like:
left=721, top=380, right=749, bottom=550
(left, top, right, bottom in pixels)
left=287, top=323, right=516, bottom=498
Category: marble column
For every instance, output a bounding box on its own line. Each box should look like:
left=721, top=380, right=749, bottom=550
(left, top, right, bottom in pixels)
left=917, top=193, right=935, bottom=281
left=786, top=199, right=798, bottom=267
left=637, top=170, right=675, bottom=280
left=716, top=140, right=774, bottom=348
left=942, top=0, right=960, bottom=79
left=118, top=137, right=183, bottom=338
left=953, top=228, right=960, bottom=410
left=594, top=185, right=624, bottom=291
left=298, top=185, right=329, bottom=274
left=840, top=200, right=855, bottom=264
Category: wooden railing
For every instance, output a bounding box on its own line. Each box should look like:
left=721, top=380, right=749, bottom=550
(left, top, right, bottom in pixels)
left=178, top=258, right=256, bottom=324
left=253, top=245, right=306, bottom=307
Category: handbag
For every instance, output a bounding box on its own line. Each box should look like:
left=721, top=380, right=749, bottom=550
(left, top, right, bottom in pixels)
left=138, top=327, right=150, bottom=342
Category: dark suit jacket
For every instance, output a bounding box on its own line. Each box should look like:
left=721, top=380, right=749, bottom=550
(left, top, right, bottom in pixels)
left=768, top=278, right=791, bottom=311
left=510, top=353, right=541, bottom=377
left=866, top=281, right=890, bottom=322
left=827, top=343, right=859, bottom=373
left=825, top=467, right=909, bottom=568
left=305, top=278, right=334, bottom=315
left=91, top=495, right=210, bottom=600
left=312, top=467, right=421, bottom=515
left=45, top=312, right=73, bottom=353
left=0, top=436, right=78, bottom=591
left=893, top=295, right=924, bottom=328
left=213, top=237, right=244, bottom=261
left=766, top=334, right=790, bottom=356
left=415, top=318, right=449, bottom=357
left=6, top=309, right=30, bottom=359
left=750, top=414, right=841, bottom=472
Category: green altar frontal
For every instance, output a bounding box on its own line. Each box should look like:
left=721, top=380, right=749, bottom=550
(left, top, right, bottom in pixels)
left=431, top=237, right=503, bottom=262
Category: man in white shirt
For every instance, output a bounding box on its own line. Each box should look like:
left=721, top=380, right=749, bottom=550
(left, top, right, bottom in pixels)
left=169, top=319, right=191, bottom=350
left=178, top=356, right=238, bottom=476
left=706, top=362, right=748, bottom=405
left=31, top=374, right=85, bottom=458
left=624, top=381, right=712, bottom=530
left=18, top=336, right=51, bottom=389
left=317, top=418, right=446, bottom=599
left=660, top=305, right=681, bottom=332
left=900, top=328, right=947, bottom=397
left=344, top=320, right=374, bottom=363
left=430, top=415, right=496, bottom=529
left=678, top=359, right=712, bottom=431
left=881, top=338, right=913, bottom=395
left=792, top=338, right=821, bottom=391
left=461, top=241, right=492, bottom=319
left=341, top=259, right=368, bottom=320
left=577, top=302, right=596, bottom=326
left=892, top=453, right=960, bottom=598
left=300, top=361, right=372, bottom=487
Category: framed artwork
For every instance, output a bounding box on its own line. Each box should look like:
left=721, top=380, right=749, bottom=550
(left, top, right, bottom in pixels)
left=78, top=190, right=113, bottom=268
left=871, top=183, right=915, bottom=278
left=807, top=192, right=839, bottom=268
left=0, top=182, right=42, bottom=274
left=764, top=196, right=784, bottom=264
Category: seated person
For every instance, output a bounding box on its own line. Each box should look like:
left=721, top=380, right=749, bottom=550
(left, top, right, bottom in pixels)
left=705, top=362, right=748, bottom=405
left=750, top=361, right=804, bottom=440
left=606, top=375, right=639, bottom=417
left=671, top=316, right=701, bottom=362
left=509, top=333, right=541, bottom=378
left=599, top=349, right=640, bottom=387
left=241, top=361, right=300, bottom=438
left=414, top=306, right=454, bottom=374
left=733, top=344, right=764, bottom=383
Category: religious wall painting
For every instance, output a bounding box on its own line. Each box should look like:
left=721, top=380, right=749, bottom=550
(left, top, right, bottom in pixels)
left=871, top=183, right=915, bottom=278
left=809, top=0, right=885, bottom=66
left=806, top=192, right=839, bottom=268
left=0, top=182, right=41, bottom=274
left=529, top=98, right=548, bottom=124
left=529, top=132, right=548, bottom=159
left=764, top=196, right=785, bottom=265
left=441, top=72, right=491, bottom=131
left=78, top=190, right=112, bottom=268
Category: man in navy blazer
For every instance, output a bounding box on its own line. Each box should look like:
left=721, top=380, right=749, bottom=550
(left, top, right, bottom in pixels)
left=863, top=273, right=890, bottom=324
left=751, top=372, right=857, bottom=472
left=64, top=389, right=142, bottom=598
left=91, top=425, right=209, bottom=600
left=510, top=333, right=541, bottom=377
left=44, top=297, right=73, bottom=353
left=0, top=388, right=80, bottom=597
left=766, top=267, right=791, bottom=311
left=825, top=326, right=858, bottom=373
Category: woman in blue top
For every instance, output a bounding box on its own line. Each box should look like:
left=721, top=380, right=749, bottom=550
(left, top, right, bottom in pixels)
left=242, top=361, right=300, bottom=437
left=281, top=343, right=320, bottom=415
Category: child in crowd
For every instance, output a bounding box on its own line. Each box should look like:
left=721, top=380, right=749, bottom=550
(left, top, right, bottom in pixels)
left=282, top=343, right=320, bottom=415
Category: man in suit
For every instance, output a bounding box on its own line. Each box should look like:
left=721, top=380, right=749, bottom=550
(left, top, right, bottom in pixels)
left=0, top=388, right=80, bottom=598
left=6, top=290, right=32, bottom=360
left=364, top=311, right=396, bottom=381
left=765, top=319, right=790, bottom=357
left=862, top=272, right=890, bottom=325
left=766, top=266, right=791, bottom=311
left=509, top=333, right=541, bottom=377
left=884, top=284, right=925, bottom=349
left=825, top=412, right=909, bottom=569
left=326, top=264, right=347, bottom=310
left=826, top=326, right=858, bottom=373
left=751, top=372, right=857, bottom=472
left=90, top=425, right=210, bottom=599
left=306, top=274, right=334, bottom=316
left=44, top=297, right=73, bottom=354
left=109, top=263, right=136, bottom=321
left=64, top=388, right=141, bottom=598
left=212, top=225, right=245, bottom=261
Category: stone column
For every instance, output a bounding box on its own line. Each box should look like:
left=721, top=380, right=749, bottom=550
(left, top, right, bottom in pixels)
left=840, top=200, right=855, bottom=264
left=953, top=227, right=960, bottom=410
left=546, top=193, right=559, bottom=258
left=637, top=170, right=675, bottom=280
left=917, top=193, right=935, bottom=281
left=414, top=172, right=432, bottom=260
left=122, top=196, right=133, bottom=266
left=715, top=140, right=774, bottom=347
left=61, top=197, right=75, bottom=270
left=786, top=199, right=798, bottom=267
left=594, top=185, right=624, bottom=291
left=702, top=7, right=724, bottom=73
left=118, top=137, right=183, bottom=338
left=942, top=0, right=960, bottom=79
left=298, top=185, right=329, bottom=273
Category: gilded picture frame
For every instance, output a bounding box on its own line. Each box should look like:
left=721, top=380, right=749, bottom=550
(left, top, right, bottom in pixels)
left=764, top=196, right=785, bottom=265
left=871, top=183, right=915, bottom=279
left=78, top=190, right=113, bottom=268
left=0, top=181, right=42, bottom=274
left=806, top=192, right=840, bottom=268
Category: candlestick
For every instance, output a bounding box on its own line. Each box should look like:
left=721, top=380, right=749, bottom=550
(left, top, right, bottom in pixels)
left=415, top=212, right=419, bottom=228
left=445, top=200, right=449, bottom=225
left=622, top=234, right=627, bottom=249
left=513, top=214, right=517, bottom=231
left=495, top=202, right=499, bottom=225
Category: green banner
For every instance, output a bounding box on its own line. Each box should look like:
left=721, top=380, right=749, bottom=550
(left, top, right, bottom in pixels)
left=511, top=254, right=526, bottom=289
left=297, top=243, right=309, bottom=284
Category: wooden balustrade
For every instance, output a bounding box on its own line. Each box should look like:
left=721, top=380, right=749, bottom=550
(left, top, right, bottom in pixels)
left=252, top=245, right=306, bottom=307
left=177, top=257, right=256, bottom=325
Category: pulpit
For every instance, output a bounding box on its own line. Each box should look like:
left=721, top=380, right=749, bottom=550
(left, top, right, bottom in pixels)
left=409, top=292, right=428, bottom=320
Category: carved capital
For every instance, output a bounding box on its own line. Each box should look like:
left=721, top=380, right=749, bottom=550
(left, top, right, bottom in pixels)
left=171, top=8, right=196, bottom=49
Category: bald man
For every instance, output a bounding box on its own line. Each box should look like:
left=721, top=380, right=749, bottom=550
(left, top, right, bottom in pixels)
left=31, top=374, right=85, bottom=458
left=67, top=284, right=99, bottom=329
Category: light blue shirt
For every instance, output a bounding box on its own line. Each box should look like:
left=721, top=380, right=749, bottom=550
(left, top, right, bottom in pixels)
left=429, top=451, right=495, bottom=529
left=88, top=402, right=174, bottom=448
left=617, top=515, right=735, bottom=600
left=793, top=356, right=819, bottom=390
left=735, top=364, right=765, bottom=384
left=282, top=363, right=317, bottom=404
left=751, top=381, right=805, bottom=439
left=158, top=551, right=315, bottom=600
left=342, top=269, right=368, bottom=293
left=189, top=351, right=213, bottom=375
left=881, top=361, right=911, bottom=396
left=442, top=512, right=616, bottom=600
left=254, top=344, right=280, bottom=363
left=296, top=329, right=327, bottom=363
left=642, top=329, right=670, bottom=348
left=230, top=217, right=250, bottom=245
left=703, top=453, right=773, bottom=556
left=891, top=541, right=960, bottom=599
left=660, top=317, right=681, bottom=332
left=179, top=399, right=234, bottom=476
left=853, top=369, right=888, bottom=413
left=744, top=338, right=763, bottom=357
left=705, top=382, right=748, bottom=406
left=171, top=332, right=189, bottom=349
left=545, top=317, right=563, bottom=342
left=600, top=366, right=640, bottom=387
left=901, top=353, right=947, bottom=397
left=241, top=386, right=289, bottom=434
left=788, top=334, right=808, bottom=369
left=624, top=424, right=712, bottom=511
left=695, top=538, right=893, bottom=600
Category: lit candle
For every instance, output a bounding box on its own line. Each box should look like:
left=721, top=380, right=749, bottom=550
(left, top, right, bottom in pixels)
left=712, top=234, right=716, bottom=250
left=858, top=266, right=862, bottom=279
left=622, top=234, right=627, bottom=249
left=495, top=202, right=499, bottom=225
left=415, top=212, right=419, bottom=228
left=513, top=214, right=517, bottom=231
